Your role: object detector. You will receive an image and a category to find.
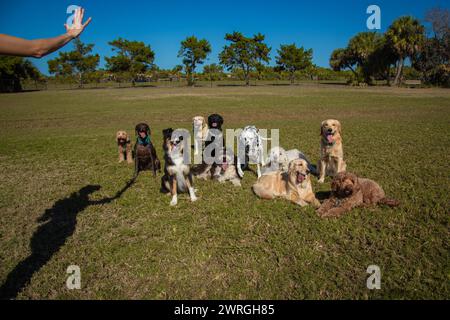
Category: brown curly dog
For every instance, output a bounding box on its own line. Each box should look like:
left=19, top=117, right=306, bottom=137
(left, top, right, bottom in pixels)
left=317, top=171, right=399, bottom=218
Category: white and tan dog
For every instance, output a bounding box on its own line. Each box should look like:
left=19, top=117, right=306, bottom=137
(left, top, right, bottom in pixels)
left=262, top=146, right=318, bottom=176
left=161, top=128, right=198, bottom=206
left=213, top=148, right=242, bottom=187
left=192, top=116, right=209, bottom=156
left=318, top=119, right=346, bottom=183
left=116, top=130, right=133, bottom=164
left=252, top=159, right=320, bottom=207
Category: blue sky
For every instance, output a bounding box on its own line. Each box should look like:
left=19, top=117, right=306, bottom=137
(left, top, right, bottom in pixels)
left=1, top=0, right=448, bottom=75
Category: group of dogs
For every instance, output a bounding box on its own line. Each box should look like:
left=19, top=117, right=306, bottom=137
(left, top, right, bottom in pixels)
left=116, top=116, right=399, bottom=216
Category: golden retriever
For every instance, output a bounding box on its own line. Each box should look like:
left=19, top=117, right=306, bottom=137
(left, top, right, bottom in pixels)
left=252, top=159, right=320, bottom=208
left=116, top=130, right=132, bottom=164
left=318, top=119, right=346, bottom=183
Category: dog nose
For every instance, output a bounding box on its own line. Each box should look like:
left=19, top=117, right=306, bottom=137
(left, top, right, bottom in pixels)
left=327, top=128, right=333, bottom=132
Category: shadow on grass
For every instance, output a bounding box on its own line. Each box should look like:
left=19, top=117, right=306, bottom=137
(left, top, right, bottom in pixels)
left=0, top=178, right=136, bottom=300
left=316, top=190, right=332, bottom=201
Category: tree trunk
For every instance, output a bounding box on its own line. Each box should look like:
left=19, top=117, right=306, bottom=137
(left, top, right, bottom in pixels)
left=393, top=57, right=404, bottom=86
left=290, top=72, right=294, bottom=85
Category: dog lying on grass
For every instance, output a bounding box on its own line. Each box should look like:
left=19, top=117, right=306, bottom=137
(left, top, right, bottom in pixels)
left=161, top=128, right=198, bottom=206
left=317, top=171, right=400, bottom=217
left=213, top=148, right=241, bottom=187
left=116, top=130, right=133, bottom=164
left=262, top=146, right=318, bottom=177
left=252, top=159, right=320, bottom=208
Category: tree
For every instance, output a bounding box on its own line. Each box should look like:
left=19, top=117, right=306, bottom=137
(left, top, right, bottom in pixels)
left=0, top=56, right=41, bottom=92
left=413, top=8, right=449, bottom=87
left=47, top=38, right=99, bottom=87
left=105, top=38, right=155, bottom=85
left=386, top=16, right=425, bottom=86
left=219, top=32, right=271, bottom=86
left=203, top=64, right=224, bottom=81
left=178, top=36, right=211, bottom=86
left=331, top=32, right=396, bottom=85
left=366, top=36, right=397, bottom=85
left=171, top=65, right=183, bottom=81
left=276, top=44, right=313, bottom=84
left=329, top=48, right=358, bottom=79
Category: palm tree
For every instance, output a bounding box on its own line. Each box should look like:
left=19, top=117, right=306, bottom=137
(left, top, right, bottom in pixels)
left=348, top=32, right=383, bottom=83
left=386, top=16, right=425, bottom=86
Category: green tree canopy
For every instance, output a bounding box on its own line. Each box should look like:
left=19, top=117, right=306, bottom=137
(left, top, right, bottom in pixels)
left=0, top=56, right=41, bottom=92
left=203, top=63, right=224, bottom=81
left=219, top=32, right=271, bottom=86
left=413, top=8, right=449, bottom=87
left=276, top=44, right=313, bottom=83
left=330, top=32, right=396, bottom=84
left=329, top=48, right=358, bottom=76
left=47, top=38, right=99, bottom=87
left=105, top=38, right=155, bottom=85
left=386, top=16, right=425, bottom=85
left=178, top=36, right=211, bottom=86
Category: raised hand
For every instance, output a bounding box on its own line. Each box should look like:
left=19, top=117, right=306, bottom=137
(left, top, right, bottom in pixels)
left=65, top=7, right=92, bottom=39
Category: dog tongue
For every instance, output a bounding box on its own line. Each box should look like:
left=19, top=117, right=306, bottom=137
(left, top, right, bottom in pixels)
left=326, top=134, right=334, bottom=143
left=297, top=174, right=305, bottom=183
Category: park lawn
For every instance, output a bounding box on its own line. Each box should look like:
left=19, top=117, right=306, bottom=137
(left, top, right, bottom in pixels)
left=0, top=84, right=448, bottom=299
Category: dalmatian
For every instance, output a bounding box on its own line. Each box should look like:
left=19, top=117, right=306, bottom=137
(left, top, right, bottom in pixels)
left=237, top=126, right=267, bottom=178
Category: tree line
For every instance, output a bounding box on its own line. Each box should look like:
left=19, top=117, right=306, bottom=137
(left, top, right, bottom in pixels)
left=0, top=9, right=448, bottom=92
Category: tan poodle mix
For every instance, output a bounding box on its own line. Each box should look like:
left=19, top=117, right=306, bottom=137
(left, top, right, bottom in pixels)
left=252, top=159, right=320, bottom=208
left=116, top=130, right=132, bottom=164
left=317, top=171, right=400, bottom=217
left=318, top=119, right=346, bottom=183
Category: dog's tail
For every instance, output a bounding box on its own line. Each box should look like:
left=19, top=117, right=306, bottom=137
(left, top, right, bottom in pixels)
left=379, top=197, right=400, bottom=207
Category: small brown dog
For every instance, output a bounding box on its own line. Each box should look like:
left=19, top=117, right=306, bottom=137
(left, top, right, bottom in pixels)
left=116, top=130, right=133, bottom=164
left=317, top=172, right=399, bottom=217
left=318, top=119, right=346, bottom=183
left=252, top=159, right=320, bottom=208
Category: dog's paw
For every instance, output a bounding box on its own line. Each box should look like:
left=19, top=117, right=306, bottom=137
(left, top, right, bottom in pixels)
left=170, top=195, right=178, bottom=206
left=190, top=195, right=198, bottom=202
left=318, top=178, right=325, bottom=183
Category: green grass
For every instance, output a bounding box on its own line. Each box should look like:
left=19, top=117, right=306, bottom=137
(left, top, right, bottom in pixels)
left=0, top=85, right=449, bottom=299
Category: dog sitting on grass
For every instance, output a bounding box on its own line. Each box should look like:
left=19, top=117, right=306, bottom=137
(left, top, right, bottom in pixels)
left=161, top=128, right=198, bottom=206
left=318, top=119, right=347, bottom=183
left=134, top=123, right=161, bottom=177
left=317, top=171, right=400, bottom=217
left=116, top=130, right=133, bottom=164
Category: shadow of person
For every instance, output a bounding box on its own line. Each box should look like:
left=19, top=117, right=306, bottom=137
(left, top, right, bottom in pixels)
left=0, top=178, right=135, bottom=300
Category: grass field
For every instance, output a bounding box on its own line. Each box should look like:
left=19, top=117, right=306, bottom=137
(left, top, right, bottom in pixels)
left=0, top=84, right=448, bottom=299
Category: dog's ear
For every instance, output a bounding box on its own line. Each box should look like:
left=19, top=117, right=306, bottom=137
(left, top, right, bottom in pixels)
left=320, top=121, right=325, bottom=136
left=337, top=121, right=342, bottom=135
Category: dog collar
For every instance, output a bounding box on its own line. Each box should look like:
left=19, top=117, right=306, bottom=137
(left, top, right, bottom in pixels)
left=137, top=135, right=150, bottom=145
